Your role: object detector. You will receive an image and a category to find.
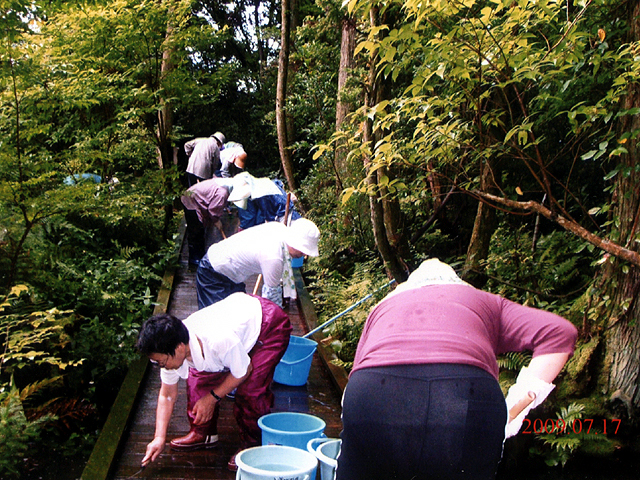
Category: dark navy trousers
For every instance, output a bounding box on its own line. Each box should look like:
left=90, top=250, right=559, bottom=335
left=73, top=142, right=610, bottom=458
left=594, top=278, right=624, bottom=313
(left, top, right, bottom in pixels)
left=337, top=363, right=507, bottom=480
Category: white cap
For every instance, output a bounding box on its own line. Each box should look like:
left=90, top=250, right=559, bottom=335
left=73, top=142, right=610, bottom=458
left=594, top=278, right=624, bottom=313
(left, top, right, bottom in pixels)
left=285, top=219, right=320, bottom=257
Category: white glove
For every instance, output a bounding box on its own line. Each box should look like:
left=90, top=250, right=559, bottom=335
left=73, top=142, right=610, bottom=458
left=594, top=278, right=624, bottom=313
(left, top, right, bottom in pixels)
left=504, top=367, right=555, bottom=438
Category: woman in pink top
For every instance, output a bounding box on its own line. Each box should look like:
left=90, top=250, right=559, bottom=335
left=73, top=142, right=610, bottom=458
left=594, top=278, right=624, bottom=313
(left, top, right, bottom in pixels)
left=336, top=259, right=578, bottom=480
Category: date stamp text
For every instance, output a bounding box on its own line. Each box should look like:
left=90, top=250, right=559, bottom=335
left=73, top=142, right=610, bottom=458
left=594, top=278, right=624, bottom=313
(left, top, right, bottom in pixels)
left=521, top=418, right=621, bottom=435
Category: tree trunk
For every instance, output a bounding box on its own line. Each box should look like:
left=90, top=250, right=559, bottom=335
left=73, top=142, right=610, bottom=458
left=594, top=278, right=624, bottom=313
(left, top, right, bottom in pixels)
left=158, top=4, right=176, bottom=238
left=363, top=7, right=407, bottom=283
left=254, top=0, right=265, bottom=77
left=276, top=0, right=297, bottom=192
left=599, top=0, right=640, bottom=412
left=463, top=158, right=498, bottom=287
left=285, top=0, right=299, bottom=146
left=334, top=15, right=357, bottom=191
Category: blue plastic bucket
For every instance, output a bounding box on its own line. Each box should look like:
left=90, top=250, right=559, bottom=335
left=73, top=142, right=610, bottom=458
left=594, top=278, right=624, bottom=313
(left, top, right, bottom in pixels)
left=291, top=256, right=304, bottom=268
left=273, top=336, right=317, bottom=386
left=235, top=445, right=318, bottom=480
left=258, top=412, right=326, bottom=450
left=307, top=438, right=341, bottom=480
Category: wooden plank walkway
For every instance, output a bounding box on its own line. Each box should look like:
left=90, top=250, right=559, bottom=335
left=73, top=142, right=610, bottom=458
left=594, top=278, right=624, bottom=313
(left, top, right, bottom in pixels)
left=103, top=232, right=344, bottom=480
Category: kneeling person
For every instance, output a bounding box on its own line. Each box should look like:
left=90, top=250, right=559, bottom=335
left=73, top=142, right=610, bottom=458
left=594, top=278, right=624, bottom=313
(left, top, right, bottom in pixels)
left=136, top=292, right=292, bottom=471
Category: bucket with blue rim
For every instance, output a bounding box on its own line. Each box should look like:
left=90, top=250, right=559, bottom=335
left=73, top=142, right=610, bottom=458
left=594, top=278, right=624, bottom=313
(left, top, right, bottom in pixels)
left=235, top=445, right=318, bottom=480
left=273, top=336, right=317, bottom=386
left=258, top=412, right=326, bottom=451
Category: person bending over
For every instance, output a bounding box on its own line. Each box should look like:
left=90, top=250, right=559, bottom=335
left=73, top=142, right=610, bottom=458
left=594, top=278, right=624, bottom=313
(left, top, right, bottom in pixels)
left=336, top=258, right=578, bottom=480
left=136, top=292, right=292, bottom=471
left=196, top=218, right=320, bottom=308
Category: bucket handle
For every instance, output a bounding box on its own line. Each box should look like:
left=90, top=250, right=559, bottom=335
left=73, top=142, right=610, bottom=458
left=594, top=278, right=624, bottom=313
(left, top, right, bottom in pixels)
left=237, top=471, right=312, bottom=480
left=280, top=347, right=317, bottom=366
left=307, top=436, right=330, bottom=454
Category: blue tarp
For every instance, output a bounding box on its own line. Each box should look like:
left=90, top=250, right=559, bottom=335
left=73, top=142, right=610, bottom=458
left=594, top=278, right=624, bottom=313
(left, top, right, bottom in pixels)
left=63, top=173, right=102, bottom=186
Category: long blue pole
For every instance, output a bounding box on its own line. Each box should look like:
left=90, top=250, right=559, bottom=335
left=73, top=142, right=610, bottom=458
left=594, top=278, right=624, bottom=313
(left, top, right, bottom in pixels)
left=303, top=279, right=396, bottom=338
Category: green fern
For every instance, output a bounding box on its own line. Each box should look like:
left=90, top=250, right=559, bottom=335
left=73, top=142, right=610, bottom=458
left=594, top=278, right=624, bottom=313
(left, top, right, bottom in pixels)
left=497, top=351, right=532, bottom=372
left=114, top=240, right=140, bottom=260
left=531, top=403, right=616, bottom=467
left=308, top=259, right=392, bottom=369
left=0, top=377, right=56, bottom=478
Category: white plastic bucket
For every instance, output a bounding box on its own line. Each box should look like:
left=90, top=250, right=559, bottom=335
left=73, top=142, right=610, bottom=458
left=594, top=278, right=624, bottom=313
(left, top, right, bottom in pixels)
left=307, top=438, right=341, bottom=480
left=235, top=445, right=318, bottom=480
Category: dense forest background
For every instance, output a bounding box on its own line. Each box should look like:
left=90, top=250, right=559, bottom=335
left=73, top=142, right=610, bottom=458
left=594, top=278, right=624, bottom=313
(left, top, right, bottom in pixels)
left=2, top=0, right=640, bottom=478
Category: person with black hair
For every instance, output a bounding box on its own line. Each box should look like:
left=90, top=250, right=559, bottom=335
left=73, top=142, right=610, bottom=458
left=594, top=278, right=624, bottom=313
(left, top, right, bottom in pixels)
left=136, top=292, right=291, bottom=471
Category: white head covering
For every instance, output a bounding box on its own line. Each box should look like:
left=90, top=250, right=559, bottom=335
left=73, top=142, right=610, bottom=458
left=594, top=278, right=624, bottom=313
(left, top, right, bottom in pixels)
left=386, top=258, right=470, bottom=299
left=285, top=218, right=320, bottom=257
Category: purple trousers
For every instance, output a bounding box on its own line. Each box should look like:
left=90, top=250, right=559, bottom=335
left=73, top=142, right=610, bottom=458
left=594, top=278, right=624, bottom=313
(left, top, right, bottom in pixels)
left=185, top=296, right=292, bottom=446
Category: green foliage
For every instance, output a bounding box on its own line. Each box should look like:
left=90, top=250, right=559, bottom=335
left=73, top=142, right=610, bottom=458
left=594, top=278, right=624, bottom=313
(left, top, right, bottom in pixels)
left=332, top=0, right=628, bottom=266
left=308, top=259, right=395, bottom=369
left=0, top=286, right=83, bottom=478
left=0, top=286, right=83, bottom=377
left=483, top=226, right=596, bottom=318
left=286, top=8, right=342, bottom=180
left=497, top=351, right=532, bottom=372
left=23, top=216, right=166, bottom=380
left=530, top=402, right=617, bottom=467
left=0, top=378, right=55, bottom=479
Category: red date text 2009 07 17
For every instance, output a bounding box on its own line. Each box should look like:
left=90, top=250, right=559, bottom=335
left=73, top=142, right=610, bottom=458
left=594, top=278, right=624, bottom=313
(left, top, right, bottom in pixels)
left=521, top=418, right=621, bottom=435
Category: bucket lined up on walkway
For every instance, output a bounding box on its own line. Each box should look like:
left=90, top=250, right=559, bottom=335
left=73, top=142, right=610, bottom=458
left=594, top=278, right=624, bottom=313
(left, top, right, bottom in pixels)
left=273, top=336, right=318, bottom=386
left=308, top=438, right=341, bottom=480
left=259, top=412, right=326, bottom=450
left=235, top=445, right=318, bottom=480
left=234, top=412, right=335, bottom=480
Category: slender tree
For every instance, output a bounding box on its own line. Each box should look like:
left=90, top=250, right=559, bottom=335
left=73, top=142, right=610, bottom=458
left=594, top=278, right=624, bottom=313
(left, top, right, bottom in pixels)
left=276, top=0, right=297, bottom=191
left=361, top=4, right=407, bottom=282
left=334, top=14, right=357, bottom=191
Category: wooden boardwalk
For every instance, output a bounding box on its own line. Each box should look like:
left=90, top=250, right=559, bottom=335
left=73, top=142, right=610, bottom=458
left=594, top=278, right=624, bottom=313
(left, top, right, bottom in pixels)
left=83, top=224, right=346, bottom=480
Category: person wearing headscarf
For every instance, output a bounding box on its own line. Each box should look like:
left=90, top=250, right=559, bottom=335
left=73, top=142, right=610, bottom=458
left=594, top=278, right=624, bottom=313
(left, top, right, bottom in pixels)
left=218, top=141, right=247, bottom=178
left=336, top=258, right=578, bottom=480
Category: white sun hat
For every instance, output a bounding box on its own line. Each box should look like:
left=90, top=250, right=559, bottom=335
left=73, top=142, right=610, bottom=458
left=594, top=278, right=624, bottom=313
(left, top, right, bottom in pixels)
left=285, top=218, right=320, bottom=257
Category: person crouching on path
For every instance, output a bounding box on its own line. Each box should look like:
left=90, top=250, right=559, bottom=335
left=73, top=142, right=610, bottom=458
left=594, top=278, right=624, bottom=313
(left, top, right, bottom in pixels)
left=137, top=292, right=292, bottom=471
left=196, top=218, right=320, bottom=309
left=336, top=258, right=578, bottom=480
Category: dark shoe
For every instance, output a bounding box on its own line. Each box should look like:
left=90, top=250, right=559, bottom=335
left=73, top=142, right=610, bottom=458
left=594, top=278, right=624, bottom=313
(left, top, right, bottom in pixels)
left=229, top=443, right=258, bottom=471
left=227, top=448, right=243, bottom=472
left=170, top=430, right=219, bottom=451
